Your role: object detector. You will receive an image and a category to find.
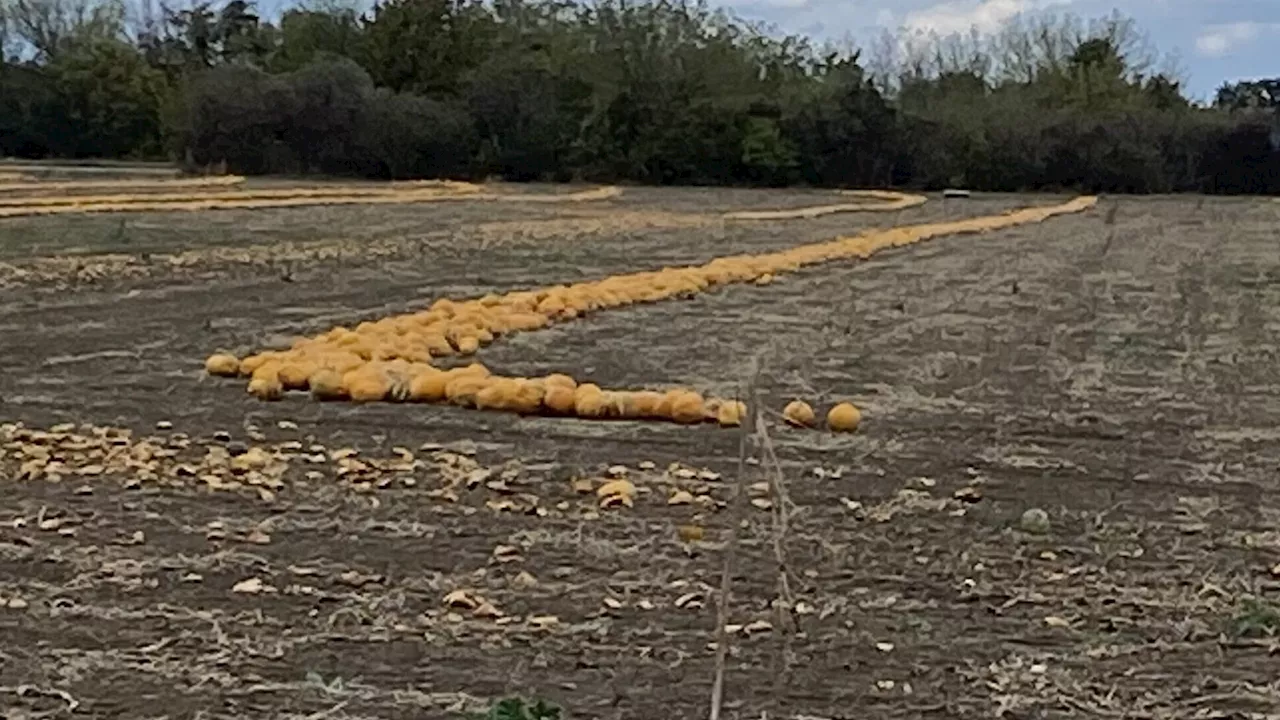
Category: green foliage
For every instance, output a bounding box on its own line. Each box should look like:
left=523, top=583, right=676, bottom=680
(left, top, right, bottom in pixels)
left=361, top=0, right=495, bottom=95
left=269, top=6, right=365, bottom=72
left=468, top=696, right=563, bottom=720
left=1229, top=598, right=1280, bottom=638
left=47, top=37, right=167, bottom=157
left=177, top=58, right=478, bottom=177
left=3, top=0, right=1280, bottom=193
left=740, top=116, right=798, bottom=185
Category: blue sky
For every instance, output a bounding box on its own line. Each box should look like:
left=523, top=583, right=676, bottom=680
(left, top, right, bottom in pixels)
left=716, top=0, right=1280, bottom=101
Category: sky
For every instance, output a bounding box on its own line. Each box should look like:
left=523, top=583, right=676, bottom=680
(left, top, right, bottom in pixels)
left=715, top=0, right=1280, bottom=101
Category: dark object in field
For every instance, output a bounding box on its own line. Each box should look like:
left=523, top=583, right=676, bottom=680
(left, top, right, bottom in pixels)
left=942, top=188, right=972, bottom=199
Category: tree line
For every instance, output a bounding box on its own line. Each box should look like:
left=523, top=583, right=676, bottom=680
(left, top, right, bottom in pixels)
left=2, top=0, right=1278, bottom=193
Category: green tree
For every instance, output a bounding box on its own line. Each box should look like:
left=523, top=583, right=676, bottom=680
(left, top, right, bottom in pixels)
left=44, top=35, right=167, bottom=156
left=269, top=4, right=364, bottom=72
left=361, top=0, right=494, bottom=95
left=785, top=54, right=896, bottom=186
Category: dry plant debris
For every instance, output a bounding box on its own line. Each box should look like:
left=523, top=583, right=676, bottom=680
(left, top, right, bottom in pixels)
left=0, top=182, right=618, bottom=218
left=0, top=180, right=478, bottom=208
left=206, top=196, right=1098, bottom=428
left=0, top=174, right=245, bottom=194
left=0, top=421, right=479, bottom=499
left=722, top=189, right=926, bottom=220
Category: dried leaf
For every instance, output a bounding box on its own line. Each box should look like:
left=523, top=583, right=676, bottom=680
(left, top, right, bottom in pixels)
left=232, top=578, right=266, bottom=594
left=668, top=490, right=694, bottom=506
left=743, top=619, right=773, bottom=635
left=338, top=570, right=382, bottom=587
left=677, top=525, right=705, bottom=542
left=443, top=590, right=479, bottom=610
left=473, top=601, right=503, bottom=619
left=492, top=545, right=522, bottom=562
left=231, top=447, right=273, bottom=472
left=599, top=493, right=634, bottom=508
left=1044, top=616, right=1071, bottom=628
left=596, top=479, right=637, bottom=499
left=750, top=497, right=773, bottom=510
left=674, top=592, right=703, bottom=609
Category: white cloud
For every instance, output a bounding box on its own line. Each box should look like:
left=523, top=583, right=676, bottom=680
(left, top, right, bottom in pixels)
left=903, top=0, right=1067, bottom=35
left=1194, top=22, right=1276, bottom=58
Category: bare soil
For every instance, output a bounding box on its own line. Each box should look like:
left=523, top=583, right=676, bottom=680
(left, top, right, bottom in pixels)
left=1, top=187, right=1278, bottom=720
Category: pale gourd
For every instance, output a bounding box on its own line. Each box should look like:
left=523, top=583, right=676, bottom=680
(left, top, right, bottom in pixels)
left=668, top=391, right=706, bottom=424
left=826, top=402, right=862, bottom=432
left=309, top=369, right=346, bottom=401
left=783, top=400, right=815, bottom=428
left=445, top=374, right=490, bottom=407
left=542, top=385, right=577, bottom=415
left=717, top=400, right=747, bottom=427
left=247, top=374, right=283, bottom=401
left=345, top=366, right=391, bottom=403
left=407, top=369, right=449, bottom=402
left=205, top=354, right=241, bottom=377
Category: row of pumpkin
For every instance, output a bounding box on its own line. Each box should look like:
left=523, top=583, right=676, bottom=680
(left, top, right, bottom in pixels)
left=205, top=195, right=1097, bottom=430
left=207, top=354, right=861, bottom=431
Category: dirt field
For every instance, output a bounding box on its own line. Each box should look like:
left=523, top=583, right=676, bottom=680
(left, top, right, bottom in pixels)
left=2, top=186, right=1279, bottom=719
